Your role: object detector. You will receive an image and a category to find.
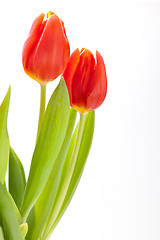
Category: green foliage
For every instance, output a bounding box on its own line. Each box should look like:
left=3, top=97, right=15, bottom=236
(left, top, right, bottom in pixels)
left=0, top=183, right=23, bottom=240
left=26, top=109, right=77, bottom=240
left=43, top=111, right=95, bottom=239
left=20, top=79, right=70, bottom=220
left=20, top=223, right=28, bottom=238
left=9, top=148, right=26, bottom=209
left=0, top=226, right=4, bottom=240
left=0, top=87, right=10, bottom=184
left=0, top=82, right=95, bottom=240
left=8, top=192, right=22, bottom=224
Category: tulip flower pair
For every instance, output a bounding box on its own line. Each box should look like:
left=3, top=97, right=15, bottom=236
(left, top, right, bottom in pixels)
left=22, top=11, right=107, bottom=115
left=17, top=10, right=108, bottom=240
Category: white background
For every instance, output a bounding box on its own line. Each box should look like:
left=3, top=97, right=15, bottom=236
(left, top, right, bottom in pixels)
left=0, top=0, right=160, bottom=239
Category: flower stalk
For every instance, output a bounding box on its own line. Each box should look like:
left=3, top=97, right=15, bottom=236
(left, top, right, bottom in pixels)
left=36, top=84, right=46, bottom=141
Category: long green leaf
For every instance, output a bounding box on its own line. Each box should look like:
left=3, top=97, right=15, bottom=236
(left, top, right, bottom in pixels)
left=0, top=86, right=10, bottom=184
left=43, top=111, right=95, bottom=239
left=0, top=213, right=2, bottom=227
left=8, top=192, right=22, bottom=224
left=0, top=226, right=4, bottom=240
left=9, top=148, right=26, bottom=209
left=0, top=183, right=23, bottom=240
left=20, top=223, right=28, bottom=238
left=20, top=78, right=70, bottom=220
left=26, top=109, right=77, bottom=240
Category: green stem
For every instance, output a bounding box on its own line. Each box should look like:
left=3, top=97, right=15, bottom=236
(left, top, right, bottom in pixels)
left=42, top=113, right=86, bottom=240
left=36, top=84, right=46, bottom=142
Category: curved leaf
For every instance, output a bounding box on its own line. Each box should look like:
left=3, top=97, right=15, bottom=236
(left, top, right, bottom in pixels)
left=0, top=183, right=23, bottom=240
left=43, top=111, right=95, bottom=239
left=20, top=78, right=70, bottom=220
left=9, top=148, right=26, bottom=209
left=0, top=226, right=4, bottom=240
left=26, top=109, right=77, bottom=240
left=8, top=191, right=22, bottom=224
left=20, top=223, right=28, bottom=238
left=0, top=86, right=10, bottom=184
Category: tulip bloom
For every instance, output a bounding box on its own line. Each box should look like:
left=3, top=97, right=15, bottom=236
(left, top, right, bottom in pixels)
left=22, top=11, right=70, bottom=84
left=63, top=48, right=107, bottom=114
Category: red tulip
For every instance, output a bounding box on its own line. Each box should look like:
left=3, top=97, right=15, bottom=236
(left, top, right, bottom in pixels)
left=22, top=11, right=70, bottom=84
left=63, top=48, right=107, bottom=114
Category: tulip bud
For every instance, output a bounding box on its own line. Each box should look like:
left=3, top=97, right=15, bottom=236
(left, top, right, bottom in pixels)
left=22, top=11, right=70, bottom=84
left=63, top=48, right=107, bottom=114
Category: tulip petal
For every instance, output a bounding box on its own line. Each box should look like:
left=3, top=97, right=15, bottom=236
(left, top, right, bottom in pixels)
left=33, top=14, right=70, bottom=82
left=71, top=49, right=95, bottom=111
left=22, top=13, right=45, bottom=80
left=87, top=51, right=107, bottom=110
left=62, top=48, right=107, bottom=113
left=63, top=48, right=80, bottom=103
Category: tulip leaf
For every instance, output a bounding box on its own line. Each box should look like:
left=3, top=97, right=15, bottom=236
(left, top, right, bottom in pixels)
left=0, top=226, right=4, bottom=240
left=9, top=148, right=26, bottom=209
left=26, top=108, right=77, bottom=240
left=20, top=223, right=28, bottom=238
left=0, top=183, right=23, bottom=240
left=43, top=111, right=95, bottom=239
left=20, top=78, right=70, bottom=220
left=3, top=181, right=7, bottom=190
left=8, top=191, right=22, bottom=224
left=0, top=86, right=10, bottom=184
